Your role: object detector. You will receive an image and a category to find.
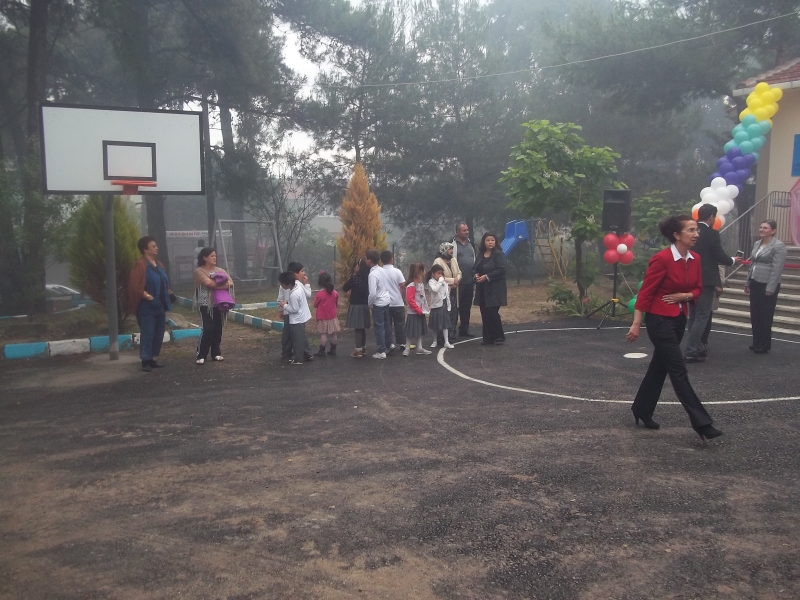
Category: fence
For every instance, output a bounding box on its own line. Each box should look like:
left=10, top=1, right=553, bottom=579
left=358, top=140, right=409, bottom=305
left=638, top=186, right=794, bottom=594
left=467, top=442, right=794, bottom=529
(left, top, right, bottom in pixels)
left=720, top=191, right=793, bottom=257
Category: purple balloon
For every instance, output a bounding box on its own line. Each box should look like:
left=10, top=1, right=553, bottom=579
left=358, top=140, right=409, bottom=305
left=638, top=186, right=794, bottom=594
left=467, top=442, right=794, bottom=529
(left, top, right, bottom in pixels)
left=724, top=171, right=740, bottom=185
left=719, top=162, right=734, bottom=175
left=737, top=184, right=744, bottom=193
left=743, top=153, right=756, bottom=167
left=731, top=156, right=747, bottom=169
left=716, top=157, right=729, bottom=169
left=736, top=168, right=751, bottom=181
left=726, top=147, right=743, bottom=159
left=710, top=172, right=722, bottom=182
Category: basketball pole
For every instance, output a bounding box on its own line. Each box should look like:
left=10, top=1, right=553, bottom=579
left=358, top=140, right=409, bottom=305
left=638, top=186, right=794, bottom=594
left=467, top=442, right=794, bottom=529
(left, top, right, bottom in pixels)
left=103, top=194, right=120, bottom=360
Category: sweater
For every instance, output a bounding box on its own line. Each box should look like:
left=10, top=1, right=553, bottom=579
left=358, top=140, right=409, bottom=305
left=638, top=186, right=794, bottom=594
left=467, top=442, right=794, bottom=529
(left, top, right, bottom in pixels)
left=314, top=289, right=339, bottom=320
left=635, top=245, right=702, bottom=317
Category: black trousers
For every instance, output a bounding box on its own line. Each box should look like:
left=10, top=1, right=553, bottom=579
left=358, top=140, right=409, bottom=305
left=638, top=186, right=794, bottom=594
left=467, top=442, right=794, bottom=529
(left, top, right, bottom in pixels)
left=388, top=306, right=407, bottom=346
left=456, top=283, right=474, bottom=333
left=631, top=312, right=713, bottom=431
left=196, top=306, right=223, bottom=360
left=281, top=315, right=292, bottom=358
left=479, top=304, right=504, bottom=343
left=749, top=281, right=780, bottom=351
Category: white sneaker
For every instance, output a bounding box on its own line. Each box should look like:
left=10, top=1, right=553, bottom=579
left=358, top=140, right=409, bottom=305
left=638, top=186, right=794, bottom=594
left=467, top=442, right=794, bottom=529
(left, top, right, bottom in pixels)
left=402, top=347, right=410, bottom=357
left=212, top=355, right=224, bottom=361
left=416, top=348, right=431, bottom=355
left=444, top=343, right=455, bottom=349
left=195, top=358, right=205, bottom=365
left=372, top=352, right=387, bottom=359
left=430, top=341, right=438, bottom=348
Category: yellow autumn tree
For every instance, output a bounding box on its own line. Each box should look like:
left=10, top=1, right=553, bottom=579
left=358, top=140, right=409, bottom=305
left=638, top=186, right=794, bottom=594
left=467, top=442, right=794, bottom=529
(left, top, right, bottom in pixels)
left=336, top=163, right=387, bottom=284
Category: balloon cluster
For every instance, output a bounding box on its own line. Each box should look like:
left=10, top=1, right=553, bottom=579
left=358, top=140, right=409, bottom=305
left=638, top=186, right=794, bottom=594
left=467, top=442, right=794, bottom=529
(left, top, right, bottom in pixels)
left=603, top=232, right=636, bottom=264
left=692, top=81, right=783, bottom=230
left=627, top=280, right=644, bottom=313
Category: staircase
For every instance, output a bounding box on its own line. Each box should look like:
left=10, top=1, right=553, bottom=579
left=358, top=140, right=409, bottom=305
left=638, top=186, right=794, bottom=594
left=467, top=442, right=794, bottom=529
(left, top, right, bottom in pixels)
left=716, top=245, right=800, bottom=336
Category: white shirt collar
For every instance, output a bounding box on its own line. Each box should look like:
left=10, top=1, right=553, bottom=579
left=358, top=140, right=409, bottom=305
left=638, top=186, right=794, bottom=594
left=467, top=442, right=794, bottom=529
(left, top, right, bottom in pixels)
left=670, top=244, right=694, bottom=261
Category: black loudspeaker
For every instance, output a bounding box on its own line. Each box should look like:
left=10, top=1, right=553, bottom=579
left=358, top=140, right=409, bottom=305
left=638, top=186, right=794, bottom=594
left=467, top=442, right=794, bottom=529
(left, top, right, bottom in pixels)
left=601, top=189, right=631, bottom=233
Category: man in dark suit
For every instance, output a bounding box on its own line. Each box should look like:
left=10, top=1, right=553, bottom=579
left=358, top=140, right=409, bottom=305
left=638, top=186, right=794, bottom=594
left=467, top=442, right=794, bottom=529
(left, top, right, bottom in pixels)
left=684, top=204, right=740, bottom=362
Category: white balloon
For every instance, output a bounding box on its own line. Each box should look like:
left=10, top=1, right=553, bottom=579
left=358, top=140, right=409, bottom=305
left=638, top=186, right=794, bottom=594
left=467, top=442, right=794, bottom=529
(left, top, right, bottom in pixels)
left=717, top=199, right=733, bottom=215
left=710, top=177, right=727, bottom=190
left=715, top=186, right=731, bottom=201
left=616, top=243, right=628, bottom=254
left=726, top=184, right=740, bottom=199
left=700, top=187, right=715, bottom=200
left=692, top=201, right=704, bottom=214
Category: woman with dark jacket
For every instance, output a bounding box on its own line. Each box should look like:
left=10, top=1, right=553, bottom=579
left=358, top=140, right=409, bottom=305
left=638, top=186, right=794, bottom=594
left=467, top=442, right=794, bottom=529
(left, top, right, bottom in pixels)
left=128, top=236, right=175, bottom=372
left=745, top=219, right=787, bottom=354
left=473, top=231, right=507, bottom=345
left=626, top=215, right=722, bottom=441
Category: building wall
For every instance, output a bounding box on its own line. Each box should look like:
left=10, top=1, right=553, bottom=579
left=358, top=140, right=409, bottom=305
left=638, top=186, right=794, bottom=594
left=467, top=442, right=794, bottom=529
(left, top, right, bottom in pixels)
left=760, top=86, right=800, bottom=197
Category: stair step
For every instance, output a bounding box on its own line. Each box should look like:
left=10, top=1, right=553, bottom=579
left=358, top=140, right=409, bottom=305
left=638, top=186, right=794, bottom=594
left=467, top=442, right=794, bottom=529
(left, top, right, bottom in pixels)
left=722, top=288, right=800, bottom=304
left=717, top=299, right=800, bottom=319
left=711, top=318, right=800, bottom=336
left=715, top=307, right=800, bottom=329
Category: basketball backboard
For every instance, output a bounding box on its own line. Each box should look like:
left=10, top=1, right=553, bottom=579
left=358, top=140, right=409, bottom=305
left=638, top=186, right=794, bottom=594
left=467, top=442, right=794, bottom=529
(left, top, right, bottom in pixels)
left=39, top=103, right=204, bottom=195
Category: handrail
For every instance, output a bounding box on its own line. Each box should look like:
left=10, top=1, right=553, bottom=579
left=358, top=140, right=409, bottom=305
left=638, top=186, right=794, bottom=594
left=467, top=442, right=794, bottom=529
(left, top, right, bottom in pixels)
left=720, top=191, right=772, bottom=234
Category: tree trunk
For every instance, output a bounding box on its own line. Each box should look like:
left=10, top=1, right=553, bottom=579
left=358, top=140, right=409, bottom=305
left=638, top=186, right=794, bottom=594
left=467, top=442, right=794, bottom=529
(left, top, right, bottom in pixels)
left=575, top=238, right=585, bottom=304
left=218, top=95, right=248, bottom=279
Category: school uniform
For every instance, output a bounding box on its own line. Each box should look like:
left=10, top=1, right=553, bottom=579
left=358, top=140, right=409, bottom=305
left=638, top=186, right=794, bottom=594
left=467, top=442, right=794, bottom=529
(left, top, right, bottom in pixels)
left=278, top=280, right=311, bottom=359
left=283, top=284, right=313, bottom=363
left=383, top=264, right=407, bottom=348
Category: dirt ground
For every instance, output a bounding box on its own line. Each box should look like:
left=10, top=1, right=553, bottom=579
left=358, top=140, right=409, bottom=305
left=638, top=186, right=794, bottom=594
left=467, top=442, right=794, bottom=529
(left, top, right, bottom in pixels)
left=2, top=300, right=799, bottom=599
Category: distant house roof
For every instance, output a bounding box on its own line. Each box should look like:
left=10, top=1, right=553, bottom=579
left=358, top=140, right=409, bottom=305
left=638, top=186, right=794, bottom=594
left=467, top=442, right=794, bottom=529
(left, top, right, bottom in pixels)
left=733, top=57, right=800, bottom=96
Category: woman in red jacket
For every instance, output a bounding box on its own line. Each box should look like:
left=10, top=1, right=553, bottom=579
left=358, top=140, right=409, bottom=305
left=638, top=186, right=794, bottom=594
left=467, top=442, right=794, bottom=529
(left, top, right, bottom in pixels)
left=626, top=215, right=722, bottom=441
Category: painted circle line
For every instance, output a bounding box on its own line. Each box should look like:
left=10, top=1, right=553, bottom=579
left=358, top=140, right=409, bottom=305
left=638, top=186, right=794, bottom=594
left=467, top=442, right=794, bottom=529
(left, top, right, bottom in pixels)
left=438, top=327, right=800, bottom=405
left=624, top=352, right=648, bottom=359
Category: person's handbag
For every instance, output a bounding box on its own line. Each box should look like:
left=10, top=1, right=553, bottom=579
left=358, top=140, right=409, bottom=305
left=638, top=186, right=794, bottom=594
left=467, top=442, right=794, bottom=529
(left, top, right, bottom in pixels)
left=211, top=272, right=236, bottom=312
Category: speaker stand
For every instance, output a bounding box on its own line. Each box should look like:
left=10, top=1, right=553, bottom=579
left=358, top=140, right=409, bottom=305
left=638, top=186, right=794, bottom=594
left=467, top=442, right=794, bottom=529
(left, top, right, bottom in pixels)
left=585, top=262, right=627, bottom=329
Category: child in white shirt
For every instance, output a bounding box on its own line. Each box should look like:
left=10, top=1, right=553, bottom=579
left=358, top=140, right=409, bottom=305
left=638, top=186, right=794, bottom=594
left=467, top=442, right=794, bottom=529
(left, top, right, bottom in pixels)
left=278, top=271, right=313, bottom=365
left=428, top=264, right=454, bottom=349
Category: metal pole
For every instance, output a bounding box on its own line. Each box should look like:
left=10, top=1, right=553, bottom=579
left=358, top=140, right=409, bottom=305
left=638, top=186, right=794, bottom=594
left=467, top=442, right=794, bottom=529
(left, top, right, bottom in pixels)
left=333, top=243, right=337, bottom=287
left=611, top=261, right=619, bottom=317
left=529, top=219, right=535, bottom=285
left=103, top=194, right=120, bottom=360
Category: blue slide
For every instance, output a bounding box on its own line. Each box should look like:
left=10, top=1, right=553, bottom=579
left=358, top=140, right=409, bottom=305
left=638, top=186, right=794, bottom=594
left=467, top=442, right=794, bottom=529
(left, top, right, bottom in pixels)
left=501, top=220, right=530, bottom=255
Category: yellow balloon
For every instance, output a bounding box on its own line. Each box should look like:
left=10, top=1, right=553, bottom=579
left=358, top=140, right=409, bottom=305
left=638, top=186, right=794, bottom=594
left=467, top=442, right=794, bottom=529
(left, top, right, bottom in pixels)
left=754, top=107, right=769, bottom=120
left=759, top=90, right=775, bottom=104
left=755, top=82, right=770, bottom=94
left=748, top=96, right=764, bottom=110
left=772, top=103, right=780, bottom=115
left=764, top=103, right=777, bottom=118
left=739, top=108, right=753, bottom=121
left=767, top=118, right=773, bottom=127
left=772, top=87, right=783, bottom=101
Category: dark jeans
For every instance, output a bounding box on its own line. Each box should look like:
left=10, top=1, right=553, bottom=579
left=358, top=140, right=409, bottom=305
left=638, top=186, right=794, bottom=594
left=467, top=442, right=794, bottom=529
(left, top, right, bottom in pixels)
left=479, top=304, right=504, bottom=344
left=197, top=306, right=223, bottom=360
left=388, top=306, right=407, bottom=347
left=631, top=312, right=713, bottom=431
left=372, top=304, right=391, bottom=353
left=137, top=300, right=166, bottom=361
left=749, top=281, right=780, bottom=351
left=281, top=314, right=292, bottom=358
left=457, top=284, right=474, bottom=334
left=685, top=285, right=716, bottom=356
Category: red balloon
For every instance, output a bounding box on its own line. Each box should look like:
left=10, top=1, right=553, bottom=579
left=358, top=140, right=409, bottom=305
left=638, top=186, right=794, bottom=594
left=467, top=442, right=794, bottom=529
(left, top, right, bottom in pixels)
left=619, top=233, right=635, bottom=248
left=619, top=251, right=635, bottom=265
left=604, top=249, right=620, bottom=264
left=603, top=233, right=620, bottom=250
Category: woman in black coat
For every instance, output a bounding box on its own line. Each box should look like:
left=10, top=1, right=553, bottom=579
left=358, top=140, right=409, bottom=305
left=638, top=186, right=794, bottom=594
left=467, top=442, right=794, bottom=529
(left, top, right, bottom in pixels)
left=473, top=231, right=507, bottom=345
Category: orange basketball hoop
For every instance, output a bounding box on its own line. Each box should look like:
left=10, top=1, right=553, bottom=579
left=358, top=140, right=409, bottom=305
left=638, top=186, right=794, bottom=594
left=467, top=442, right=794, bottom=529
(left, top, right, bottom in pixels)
left=111, top=180, right=158, bottom=195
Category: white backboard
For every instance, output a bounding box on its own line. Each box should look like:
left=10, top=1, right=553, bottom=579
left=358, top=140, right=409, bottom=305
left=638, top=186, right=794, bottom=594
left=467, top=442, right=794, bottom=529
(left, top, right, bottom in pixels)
left=40, top=103, right=204, bottom=195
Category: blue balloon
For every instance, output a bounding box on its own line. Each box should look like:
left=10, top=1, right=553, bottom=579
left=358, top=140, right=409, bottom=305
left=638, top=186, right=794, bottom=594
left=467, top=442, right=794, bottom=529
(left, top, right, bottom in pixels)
left=724, top=171, right=740, bottom=185
left=731, top=156, right=747, bottom=169
left=734, top=131, right=750, bottom=144
left=751, top=151, right=760, bottom=163
left=737, top=184, right=744, bottom=194
left=719, top=162, right=734, bottom=175
left=746, top=123, right=762, bottom=138
left=727, top=146, right=743, bottom=159
left=758, top=120, right=772, bottom=135
left=742, top=114, right=758, bottom=127
left=739, top=140, right=755, bottom=155
left=736, top=168, right=751, bottom=182
left=743, top=153, right=756, bottom=167
left=716, top=156, right=729, bottom=169
left=732, top=124, right=745, bottom=136
left=723, top=140, right=736, bottom=153
left=750, top=136, right=765, bottom=151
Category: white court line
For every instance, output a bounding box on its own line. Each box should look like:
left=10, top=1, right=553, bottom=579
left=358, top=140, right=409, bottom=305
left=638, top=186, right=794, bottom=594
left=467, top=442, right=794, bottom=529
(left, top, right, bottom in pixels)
left=440, top=327, right=800, bottom=405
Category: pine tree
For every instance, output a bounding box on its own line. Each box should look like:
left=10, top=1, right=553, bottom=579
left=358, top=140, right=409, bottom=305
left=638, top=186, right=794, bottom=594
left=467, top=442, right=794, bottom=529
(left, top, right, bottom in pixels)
left=335, top=163, right=387, bottom=285
left=67, top=196, right=141, bottom=327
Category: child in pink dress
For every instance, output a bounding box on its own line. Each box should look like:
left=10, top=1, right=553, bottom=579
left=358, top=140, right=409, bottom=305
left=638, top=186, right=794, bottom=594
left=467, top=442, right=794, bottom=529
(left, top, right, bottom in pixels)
left=313, top=272, right=341, bottom=356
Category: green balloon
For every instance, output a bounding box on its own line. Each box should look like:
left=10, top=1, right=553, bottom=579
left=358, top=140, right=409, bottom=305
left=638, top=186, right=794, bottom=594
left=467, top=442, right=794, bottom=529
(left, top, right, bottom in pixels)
left=628, top=296, right=637, bottom=313
left=637, top=280, right=643, bottom=291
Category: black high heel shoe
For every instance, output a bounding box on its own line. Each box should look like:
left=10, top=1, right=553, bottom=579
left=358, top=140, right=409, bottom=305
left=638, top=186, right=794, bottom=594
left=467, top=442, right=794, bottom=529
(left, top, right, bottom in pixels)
left=696, top=424, right=723, bottom=441
left=633, top=413, right=660, bottom=430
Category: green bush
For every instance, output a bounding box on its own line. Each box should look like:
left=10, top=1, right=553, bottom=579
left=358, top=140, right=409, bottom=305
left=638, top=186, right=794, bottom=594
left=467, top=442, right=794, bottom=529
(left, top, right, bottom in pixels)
left=67, top=196, right=140, bottom=327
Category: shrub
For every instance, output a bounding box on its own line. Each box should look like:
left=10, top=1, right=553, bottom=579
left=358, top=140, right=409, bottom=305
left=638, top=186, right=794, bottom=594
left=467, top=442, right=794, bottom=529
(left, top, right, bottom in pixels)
left=67, top=196, right=140, bottom=327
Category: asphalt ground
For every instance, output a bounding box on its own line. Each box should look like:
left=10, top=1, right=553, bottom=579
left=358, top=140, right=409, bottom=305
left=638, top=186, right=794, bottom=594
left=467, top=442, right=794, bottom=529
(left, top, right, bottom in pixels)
left=1, top=318, right=799, bottom=599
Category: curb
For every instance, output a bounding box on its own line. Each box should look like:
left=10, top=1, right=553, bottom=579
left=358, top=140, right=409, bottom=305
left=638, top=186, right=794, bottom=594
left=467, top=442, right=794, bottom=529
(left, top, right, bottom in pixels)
left=173, top=295, right=283, bottom=333
left=2, top=330, right=201, bottom=360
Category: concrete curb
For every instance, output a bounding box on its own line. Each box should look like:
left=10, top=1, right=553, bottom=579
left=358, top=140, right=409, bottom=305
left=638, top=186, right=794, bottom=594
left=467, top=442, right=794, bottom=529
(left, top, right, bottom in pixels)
left=2, top=330, right=201, bottom=360
left=173, top=295, right=283, bottom=333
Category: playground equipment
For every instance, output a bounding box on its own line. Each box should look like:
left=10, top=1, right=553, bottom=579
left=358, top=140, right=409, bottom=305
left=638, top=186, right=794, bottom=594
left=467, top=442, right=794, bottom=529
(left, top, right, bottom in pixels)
left=213, top=219, right=282, bottom=287
left=500, top=219, right=567, bottom=283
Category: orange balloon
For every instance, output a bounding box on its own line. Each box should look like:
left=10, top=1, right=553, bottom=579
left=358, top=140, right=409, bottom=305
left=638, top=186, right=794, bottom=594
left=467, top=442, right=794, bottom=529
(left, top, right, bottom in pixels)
left=713, top=216, right=723, bottom=230
left=692, top=207, right=700, bottom=220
